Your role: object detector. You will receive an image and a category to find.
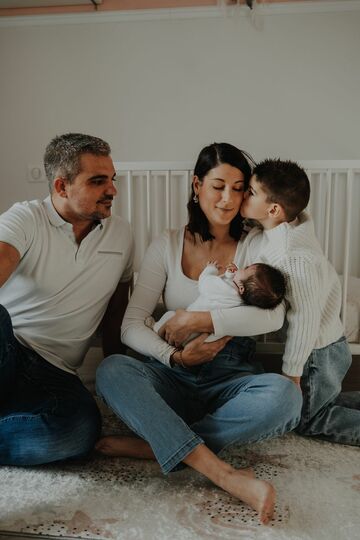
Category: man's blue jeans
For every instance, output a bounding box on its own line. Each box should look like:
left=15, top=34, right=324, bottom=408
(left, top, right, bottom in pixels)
left=296, top=336, right=360, bottom=446
left=96, top=337, right=302, bottom=474
left=0, top=305, right=101, bottom=466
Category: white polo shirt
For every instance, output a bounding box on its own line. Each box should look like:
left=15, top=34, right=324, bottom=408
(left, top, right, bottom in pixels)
left=0, top=196, right=134, bottom=373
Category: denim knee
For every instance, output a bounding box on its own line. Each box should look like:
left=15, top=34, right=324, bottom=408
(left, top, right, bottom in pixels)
left=261, top=373, right=302, bottom=429
left=51, top=399, right=102, bottom=461
left=96, top=354, right=140, bottom=394
left=65, top=399, right=102, bottom=457
left=0, top=399, right=101, bottom=466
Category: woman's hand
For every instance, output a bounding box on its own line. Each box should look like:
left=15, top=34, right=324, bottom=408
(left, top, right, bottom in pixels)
left=172, top=333, right=232, bottom=367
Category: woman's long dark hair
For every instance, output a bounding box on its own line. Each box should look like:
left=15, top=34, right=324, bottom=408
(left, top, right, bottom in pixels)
left=187, top=142, right=255, bottom=242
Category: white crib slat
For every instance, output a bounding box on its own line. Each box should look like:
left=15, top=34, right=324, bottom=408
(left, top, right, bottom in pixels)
left=324, top=169, right=332, bottom=259
left=127, top=171, right=133, bottom=225
left=165, top=171, right=170, bottom=228
left=330, top=173, right=339, bottom=268
left=146, top=171, right=151, bottom=245
left=306, top=170, right=314, bottom=216
left=341, top=170, right=354, bottom=327
left=187, top=170, right=192, bottom=199
left=314, top=173, right=323, bottom=242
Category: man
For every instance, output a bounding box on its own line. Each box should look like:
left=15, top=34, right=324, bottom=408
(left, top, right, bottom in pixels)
left=0, top=133, right=134, bottom=465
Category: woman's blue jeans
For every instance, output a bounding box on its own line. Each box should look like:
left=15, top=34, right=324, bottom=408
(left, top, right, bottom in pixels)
left=0, top=305, right=101, bottom=466
left=296, top=336, right=360, bottom=446
left=96, top=338, right=302, bottom=474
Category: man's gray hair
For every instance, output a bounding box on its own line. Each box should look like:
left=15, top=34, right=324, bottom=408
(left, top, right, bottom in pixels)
left=44, top=133, right=111, bottom=192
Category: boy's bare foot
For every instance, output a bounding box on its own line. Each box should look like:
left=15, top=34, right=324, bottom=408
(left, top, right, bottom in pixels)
left=219, top=469, right=275, bottom=524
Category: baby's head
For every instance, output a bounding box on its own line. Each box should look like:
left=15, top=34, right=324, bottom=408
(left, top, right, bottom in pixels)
left=233, top=263, right=286, bottom=309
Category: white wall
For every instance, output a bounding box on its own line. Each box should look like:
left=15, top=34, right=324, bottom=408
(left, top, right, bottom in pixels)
left=0, top=8, right=359, bottom=212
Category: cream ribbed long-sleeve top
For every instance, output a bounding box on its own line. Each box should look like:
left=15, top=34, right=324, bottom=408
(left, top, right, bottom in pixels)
left=121, top=228, right=285, bottom=366
left=241, top=212, right=344, bottom=377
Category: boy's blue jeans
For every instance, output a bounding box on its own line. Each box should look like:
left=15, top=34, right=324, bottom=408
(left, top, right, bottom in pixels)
left=0, top=305, right=101, bottom=466
left=96, top=337, right=302, bottom=474
left=296, top=336, right=360, bottom=446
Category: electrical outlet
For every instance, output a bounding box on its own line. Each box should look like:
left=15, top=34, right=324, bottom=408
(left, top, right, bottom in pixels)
left=27, top=165, right=47, bottom=183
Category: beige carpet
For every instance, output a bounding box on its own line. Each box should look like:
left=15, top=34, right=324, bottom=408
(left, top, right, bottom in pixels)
left=0, top=404, right=359, bottom=540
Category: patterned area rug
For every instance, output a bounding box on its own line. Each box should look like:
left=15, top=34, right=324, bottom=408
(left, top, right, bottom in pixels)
left=0, top=403, right=359, bottom=540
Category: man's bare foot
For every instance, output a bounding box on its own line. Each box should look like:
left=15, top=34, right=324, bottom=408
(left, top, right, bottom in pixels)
left=219, top=469, right=275, bottom=525
left=95, top=436, right=155, bottom=460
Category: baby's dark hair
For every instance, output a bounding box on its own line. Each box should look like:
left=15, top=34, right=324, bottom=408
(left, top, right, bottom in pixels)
left=241, top=263, right=286, bottom=309
left=253, top=159, right=310, bottom=221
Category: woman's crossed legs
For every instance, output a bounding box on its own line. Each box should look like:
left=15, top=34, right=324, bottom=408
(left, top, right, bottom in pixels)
left=96, top=354, right=302, bottom=524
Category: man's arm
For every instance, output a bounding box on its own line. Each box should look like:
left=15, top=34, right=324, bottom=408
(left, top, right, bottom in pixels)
left=101, top=278, right=132, bottom=358
left=0, top=241, right=20, bottom=287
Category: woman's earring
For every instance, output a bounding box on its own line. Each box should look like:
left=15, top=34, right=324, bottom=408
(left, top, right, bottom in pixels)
left=193, top=194, right=199, bottom=203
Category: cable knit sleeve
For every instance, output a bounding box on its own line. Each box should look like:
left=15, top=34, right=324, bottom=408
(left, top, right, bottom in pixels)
left=121, top=232, right=176, bottom=366
left=281, top=255, right=322, bottom=377
left=211, top=301, right=286, bottom=337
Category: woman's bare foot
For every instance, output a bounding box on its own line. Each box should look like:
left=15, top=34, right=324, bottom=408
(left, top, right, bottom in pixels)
left=95, top=436, right=155, bottom=459
left=184, top=445, right=275, bottom=525
left=219, top=469, right=275, bottom=525
left=237, top=467, right=255, bottom=478
left=97, top=439, right=266, bottom=520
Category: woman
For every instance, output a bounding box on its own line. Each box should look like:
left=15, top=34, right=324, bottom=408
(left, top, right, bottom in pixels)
left=96, top=143, right=302, bottom=524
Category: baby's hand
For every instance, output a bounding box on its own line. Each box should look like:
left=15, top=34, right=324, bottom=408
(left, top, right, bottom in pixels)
left=207, top=260, right=220, bottom=269
left=225, top=262, right=238, bottom=274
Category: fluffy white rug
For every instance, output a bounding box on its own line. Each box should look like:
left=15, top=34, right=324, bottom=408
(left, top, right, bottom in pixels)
left=0, top=405, right=359, bottom=540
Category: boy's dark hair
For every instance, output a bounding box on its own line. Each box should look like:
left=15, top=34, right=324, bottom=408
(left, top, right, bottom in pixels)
left=241, top=263, right=286, bottom=309
left=253, top=159, right=310, bottom=221
left=187, top=142, right=255, bottom=242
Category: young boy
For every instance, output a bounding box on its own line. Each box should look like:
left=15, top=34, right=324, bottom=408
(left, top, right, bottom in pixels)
left=148, top=260, right=286, bottom=343
left=240, top=158, right=359, bottom=446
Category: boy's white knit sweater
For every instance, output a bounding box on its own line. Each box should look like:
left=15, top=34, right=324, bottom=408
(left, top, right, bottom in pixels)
left=241, top=212, right=344, bottom=377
